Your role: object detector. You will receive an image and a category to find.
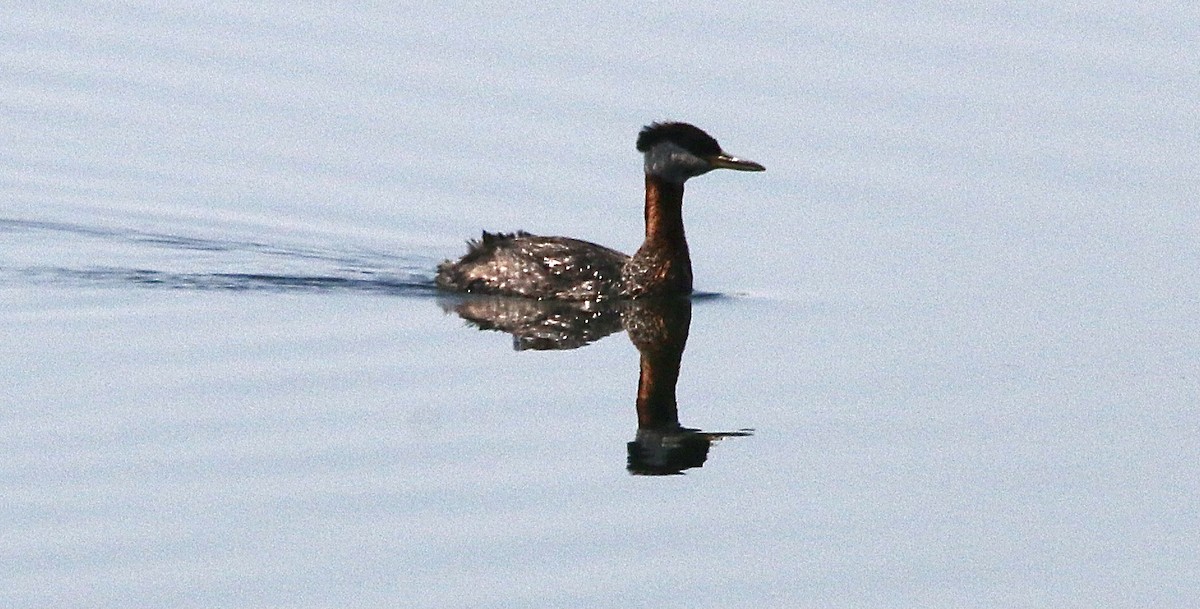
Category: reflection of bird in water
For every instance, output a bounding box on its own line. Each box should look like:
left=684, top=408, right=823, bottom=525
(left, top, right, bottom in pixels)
left=443, top=296, right=623, bottom=351
left=436, top=122, right=764, bottom=301
left=622, top=298, right=751, bottom=476
left=441, top=294, right=751, bottom=475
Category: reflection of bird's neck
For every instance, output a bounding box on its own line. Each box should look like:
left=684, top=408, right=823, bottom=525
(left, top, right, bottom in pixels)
left=636, top=348, right=682, bottom=429
left=629, top=298, right=692, bottom=430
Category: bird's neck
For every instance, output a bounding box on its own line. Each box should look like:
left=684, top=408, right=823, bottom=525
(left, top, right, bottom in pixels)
left=623, top=175, right=693, bottom=297
left=644, top=175, right=686, bottom=246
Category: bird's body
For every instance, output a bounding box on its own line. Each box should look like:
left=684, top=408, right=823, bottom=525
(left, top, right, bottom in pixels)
left=437, top=231, right=629, bottom=301
left=436, top=122, right=764, bottom=301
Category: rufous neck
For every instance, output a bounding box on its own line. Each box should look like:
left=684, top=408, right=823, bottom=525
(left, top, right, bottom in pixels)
left=644, top=175, right=686, bottom=244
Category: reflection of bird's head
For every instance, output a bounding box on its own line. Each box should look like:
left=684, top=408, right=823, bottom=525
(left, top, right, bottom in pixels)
left=626, top=428, right=713, bottom=475
left=637, top=122, right=765, bottom=184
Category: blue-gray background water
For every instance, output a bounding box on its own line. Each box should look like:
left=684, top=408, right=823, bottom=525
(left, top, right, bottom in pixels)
left=3, top=3, right=1198, bottom=607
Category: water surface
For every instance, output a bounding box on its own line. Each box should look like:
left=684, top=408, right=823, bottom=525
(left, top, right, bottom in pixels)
left=3, top=3, right=1198, bottom=608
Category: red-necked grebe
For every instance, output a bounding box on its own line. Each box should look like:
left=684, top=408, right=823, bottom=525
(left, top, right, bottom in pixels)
left=436, top=122, right=764, bottom=300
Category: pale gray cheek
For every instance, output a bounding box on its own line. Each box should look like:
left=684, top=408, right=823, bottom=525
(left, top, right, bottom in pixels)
left=647, top=159, right=705, bottom=183
left=669, top=153, right=710, bottom=178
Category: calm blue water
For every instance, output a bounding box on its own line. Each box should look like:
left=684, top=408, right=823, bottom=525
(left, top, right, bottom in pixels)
left=3, top=3, right=1198, bottom=608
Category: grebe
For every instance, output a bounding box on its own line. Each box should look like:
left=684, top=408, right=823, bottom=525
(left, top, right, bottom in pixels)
left=436, top=122, right=764, bottom=300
